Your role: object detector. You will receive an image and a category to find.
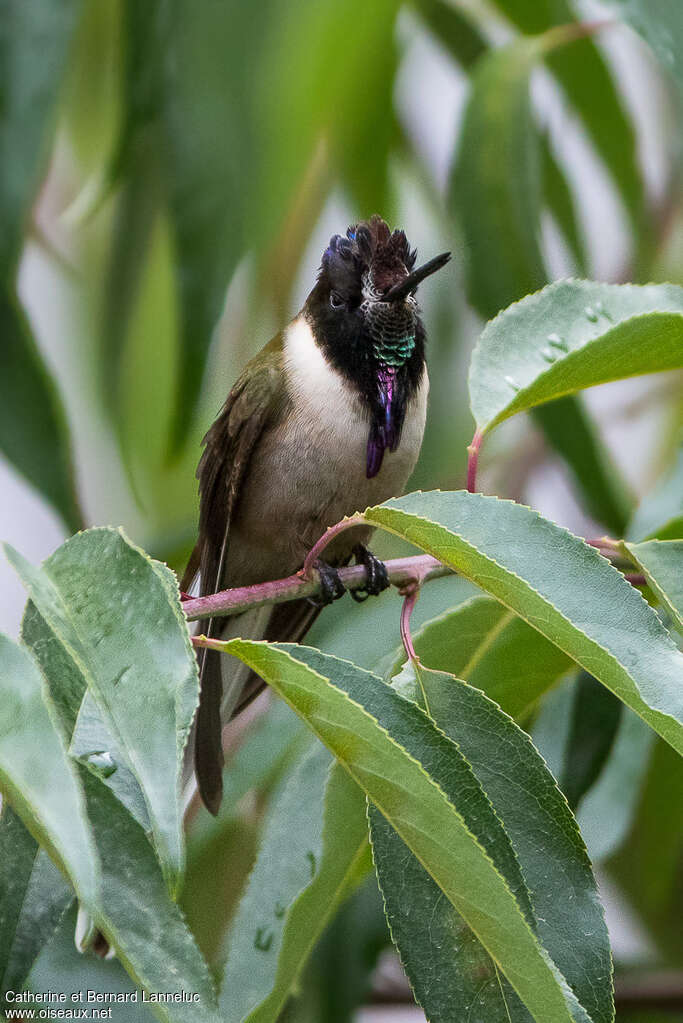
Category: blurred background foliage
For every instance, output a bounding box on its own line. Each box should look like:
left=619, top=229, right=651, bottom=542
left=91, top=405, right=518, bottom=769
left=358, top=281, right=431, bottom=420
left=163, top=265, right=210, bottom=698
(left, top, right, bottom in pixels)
left=2, top=0, right=683, bottom=1018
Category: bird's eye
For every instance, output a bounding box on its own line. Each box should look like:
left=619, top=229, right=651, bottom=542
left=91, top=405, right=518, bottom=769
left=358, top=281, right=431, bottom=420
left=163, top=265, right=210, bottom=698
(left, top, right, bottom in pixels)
left=330, top=291, right=344, bottom=309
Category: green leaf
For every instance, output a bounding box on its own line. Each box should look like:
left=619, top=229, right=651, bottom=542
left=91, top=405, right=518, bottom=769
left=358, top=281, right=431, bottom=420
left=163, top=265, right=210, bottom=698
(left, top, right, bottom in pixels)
left=363, top=491, right=683, bottom=757
left=0, top=0, right=82, bottom=275
left=609, top=738, right=683, bottom=962
left=0, top=634, right=98, bottom=907
left=450, top=38, right=546, bottom=317
left=221, top=748, right=369, bottom=1023
left=627, top=440, right=683, bottom=540
left=412, top=0, right=486, bottom=67
left=0, top=806, right=72, bottom=1004
left=77, top=767, right=219, bottom=1022
left=489, top=0, right=643, bottom=236
left=220, top=640, right=586, bottom=1023
left=611, top=1, right=683, bottom=106
left=530, top=397, right=633, bottom=534
left=624, top=539, right=683, bottom=629
left=577, top=708, right=654, bottom=863
left=372, top=663, right=612, bottom=1023
left=26, top=904, right=156, bottom=1023
left=541, top=139, right=588, bottom=275
left=0, top=288, right=82, bottom=532
left=5, top=528, right=199, bottom=893
left=385, top=595, right=573, bottom=718
left=69, top=692, right=150, bottom=831
left=560, top=672, right=623, bottom=810
left=469, top=280, right=683, bottom=433
left=414, top=2, right=588, bottom=274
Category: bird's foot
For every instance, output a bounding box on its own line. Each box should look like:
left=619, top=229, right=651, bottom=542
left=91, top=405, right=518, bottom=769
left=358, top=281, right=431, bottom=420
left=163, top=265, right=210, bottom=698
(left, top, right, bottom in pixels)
left=350, top=544, right=390, bottom=603
left=309, top=559, right=347, bottom=607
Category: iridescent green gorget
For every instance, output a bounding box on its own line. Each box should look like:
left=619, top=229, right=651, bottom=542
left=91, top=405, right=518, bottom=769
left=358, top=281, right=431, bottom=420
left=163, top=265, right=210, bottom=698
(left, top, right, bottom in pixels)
left=372, top=334, right=416, bottom=367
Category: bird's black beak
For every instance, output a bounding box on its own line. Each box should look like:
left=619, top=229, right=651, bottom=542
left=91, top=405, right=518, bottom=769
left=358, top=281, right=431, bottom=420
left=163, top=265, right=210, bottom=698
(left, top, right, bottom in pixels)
left=382, top=251, right=451, bottom=303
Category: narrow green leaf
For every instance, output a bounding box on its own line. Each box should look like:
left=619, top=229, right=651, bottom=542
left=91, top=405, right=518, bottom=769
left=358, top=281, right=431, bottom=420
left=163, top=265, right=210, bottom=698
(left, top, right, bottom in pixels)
left=530, top=396, right=633, bottom=534
left=541, top=140, right=589, bottom=275
left=490, top=0, right=643, bottom=235
left=6, top=528, right=199, bottom=892
left=627, top=440, right=683, bottom=541
left=450, top=38, right=546, bottom=317
left=0, top=0, right=82, bottom=275
left=0, top=288, right=82, bottom=532
left=609, top=738, right=683, bottom=962
left=364, top=491, right=683, bottom=757
left=413, top=2, right=588, bottom=274
left=26, top=904, right=156, bottom=1023
left=0, top=634, right=98, bottom=907
left=385, top=595, right=573, bottom=718
left=624, top=539, right=683, bottom=629
left=221, top=748, right=369, bottom=1023
left=0, top=806, right=72, bottom=1004
left=577, top=708, right=654, bottom=863
left=560, top=672, right=623, bottom=810
left=220, top=640, right=585, bottom=1023
left=69, top=692, right=150, bottom=831
left=611, top=1, right=683, bottom=105
left=469, top=280, right=683, bottom=433
left=372, top=663, right=613, bottom=1023
left=412, top=0, right=486, bottom=64
left=78, top=768, right=219, bottom=1023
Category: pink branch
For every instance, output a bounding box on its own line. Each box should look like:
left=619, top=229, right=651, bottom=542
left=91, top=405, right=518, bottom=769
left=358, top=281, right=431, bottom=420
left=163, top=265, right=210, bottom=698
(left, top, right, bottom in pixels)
left=301, top=514, right=366, bottom=579
left=467, top=429, right=483, bottom=493
left=182, top=554, right=452, bottom=622
left=400, top=585, right=420, bottom=664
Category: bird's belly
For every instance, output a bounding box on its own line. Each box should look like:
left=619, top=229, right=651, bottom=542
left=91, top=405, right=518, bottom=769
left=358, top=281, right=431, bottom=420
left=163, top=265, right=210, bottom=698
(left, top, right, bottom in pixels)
left=227, top=372, right=428, bottom=584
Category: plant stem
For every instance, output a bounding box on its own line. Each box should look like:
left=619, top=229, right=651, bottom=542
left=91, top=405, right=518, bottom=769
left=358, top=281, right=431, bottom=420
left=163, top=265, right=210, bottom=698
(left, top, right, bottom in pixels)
left=182, top=554, right=453, bottom=621
left=467, top=429, right=483, bottom=493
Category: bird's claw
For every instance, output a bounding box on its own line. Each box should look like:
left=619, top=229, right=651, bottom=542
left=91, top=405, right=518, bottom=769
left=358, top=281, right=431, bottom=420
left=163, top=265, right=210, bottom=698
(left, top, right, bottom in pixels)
left=309, top=559, right=346, bottom=607
left=350, top=544, right=390, bottom=603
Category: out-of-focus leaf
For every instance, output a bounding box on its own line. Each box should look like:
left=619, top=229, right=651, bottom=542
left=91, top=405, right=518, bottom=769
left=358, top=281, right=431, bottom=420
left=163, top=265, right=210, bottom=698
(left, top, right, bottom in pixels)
left=0, top=0, right=82, bottom=274
left=469, top=280, right=683, bottom=433
left=26, top=904, right=156, bottom=1023
left=282, top=874, right=388, bottom=1023
left=412, top=0, right=486, bottom=67
left=384, top=595, right=573, bottom=718
left=160, top=0, right=256, bottom=452
left=450, top=38, right=546, bottom=317
left=6, top=528, right=199, bottom=893
left=221, top=748, right=369, bottom=1023
left=611, top=1, right=683, bottom=106
left=372, top=662, right=613, bottom=1023
left=625, top=539, right=683, bottom=628
left=77, top=767, right=219, bottom=1022
left=541, top=139, right=589, bottom=274
left=531, top=396, right=632, bottom=534
left=577, top=708, right=654, bottom=863
left=490, top=0, right=643, bottom=237
left=628, top=440, right=683, bottom=540
left=363, top=491, right=683, bottom=756
left=0, top=289, right=82, bottom=532
left=188, top=700, right=308, bottom=863
left=0, top=634, right=98, bottom=906
left=609, top=738, right=683, bottom=963
left=0, top=1, right=84, bottom=531
left=560, top=671, right=623, bottom=810
left=220, top=640, right=587, bottom=1023
left=0, top=805, right=72, bottom=1004
left=414, top=2, right=588, bottom=273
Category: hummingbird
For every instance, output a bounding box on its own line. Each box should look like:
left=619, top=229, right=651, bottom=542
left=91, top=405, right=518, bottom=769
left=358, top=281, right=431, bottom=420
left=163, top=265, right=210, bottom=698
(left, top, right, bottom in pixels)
left=182, top=215, right=450, bottom=813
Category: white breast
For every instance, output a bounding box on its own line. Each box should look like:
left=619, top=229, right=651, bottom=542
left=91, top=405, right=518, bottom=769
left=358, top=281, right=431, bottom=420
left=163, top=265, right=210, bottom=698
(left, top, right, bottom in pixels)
left=284, top=315, right=371, bottom=450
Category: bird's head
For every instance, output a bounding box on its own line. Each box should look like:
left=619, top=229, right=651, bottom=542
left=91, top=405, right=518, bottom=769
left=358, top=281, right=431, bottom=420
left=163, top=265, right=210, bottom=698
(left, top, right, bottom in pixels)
left=306, top=215, right=450, bottom=374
